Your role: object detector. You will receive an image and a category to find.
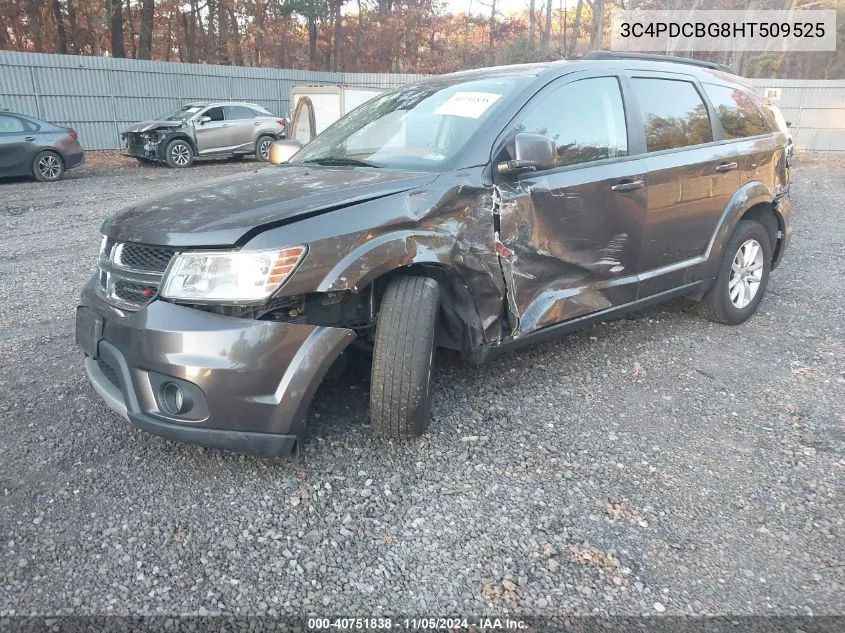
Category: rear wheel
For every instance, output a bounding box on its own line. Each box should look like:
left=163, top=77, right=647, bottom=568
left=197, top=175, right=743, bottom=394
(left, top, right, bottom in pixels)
left=32, top=150, right=64, bottom=182
left=164, top=139, right=194, bottom=168
left=697, top=220, right=772, bottom=325
left=370, top=276, right=440, bottom=440
left=256, top=135, right=275, bottom=162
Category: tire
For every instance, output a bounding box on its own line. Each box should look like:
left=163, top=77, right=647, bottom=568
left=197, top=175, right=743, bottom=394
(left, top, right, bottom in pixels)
left=256, top=135, right=275, bottom=162
left=370, top=276, right=440, bottom=440
left=697, top=219, right=772, bottom=325
left=164, top=139, right=194, bottom=168
left=32, top=150, right=64, bottom=182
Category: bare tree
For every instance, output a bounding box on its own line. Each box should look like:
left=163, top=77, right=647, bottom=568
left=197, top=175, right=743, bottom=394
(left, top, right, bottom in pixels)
left=528, top=0, right=536, bottom=55
left=139, top=0, right=154, bottom=59
left=567, top=0, right=582, bottom=56
left=51, top=0, right=68, bottom=53
left=109, top=0, right=125, bottom=57
left=540, top=0, right=553, bottom=58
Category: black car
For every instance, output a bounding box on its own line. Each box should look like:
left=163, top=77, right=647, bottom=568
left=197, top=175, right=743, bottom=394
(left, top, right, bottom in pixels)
left=0, top=112, right=85, bottom=182
left=76, top=53, right=792, bottom=457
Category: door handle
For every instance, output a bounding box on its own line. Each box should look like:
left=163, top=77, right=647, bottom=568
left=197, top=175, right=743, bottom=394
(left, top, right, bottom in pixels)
left=715, top=162, right=738, bottom=173
left=24, top=136, right=36, bottom=141
left=254, top=121, right=261, bottom=125
left=611, top=180, right=644, bottom=192
left=221, top=124, right=231, bottom=128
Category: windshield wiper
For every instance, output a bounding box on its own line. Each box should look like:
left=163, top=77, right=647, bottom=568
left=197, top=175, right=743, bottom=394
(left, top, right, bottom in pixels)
left=300, top=156, right=382, bottom=168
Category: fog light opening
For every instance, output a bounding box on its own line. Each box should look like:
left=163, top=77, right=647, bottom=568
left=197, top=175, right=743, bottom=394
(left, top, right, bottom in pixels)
left=161, top=382, right=192, bottom=415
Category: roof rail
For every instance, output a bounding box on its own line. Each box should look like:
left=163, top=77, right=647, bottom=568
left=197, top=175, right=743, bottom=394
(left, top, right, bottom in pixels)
left=582, top=51, right=735, bottom=75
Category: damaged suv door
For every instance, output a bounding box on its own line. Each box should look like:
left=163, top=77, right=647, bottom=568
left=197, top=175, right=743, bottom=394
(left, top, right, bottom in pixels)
left=494, top=73, right=647, bottom=335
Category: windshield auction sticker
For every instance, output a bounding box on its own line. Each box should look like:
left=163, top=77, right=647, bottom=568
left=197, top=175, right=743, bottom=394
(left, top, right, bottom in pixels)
left=611, top=10, right=837, bottom=53
left=434, top=92, right=503, bottom=118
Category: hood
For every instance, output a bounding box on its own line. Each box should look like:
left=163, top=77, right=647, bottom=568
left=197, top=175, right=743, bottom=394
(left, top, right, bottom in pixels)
left=124, top=120, right=185, bottom=134
left=102, top=166, right=439, bottom=247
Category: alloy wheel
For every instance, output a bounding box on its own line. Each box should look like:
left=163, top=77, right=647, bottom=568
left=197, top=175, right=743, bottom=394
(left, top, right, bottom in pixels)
left=38, top=154, right=61, bottom=179
left=729, top=239, right=764, bottom=309
left=171, top=143, right=191, bottom=167
left=259, top=139, right=271, bottom=161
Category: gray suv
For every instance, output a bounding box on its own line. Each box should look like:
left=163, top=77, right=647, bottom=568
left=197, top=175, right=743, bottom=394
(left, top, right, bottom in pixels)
left=122, top=101, right=286, bottom=168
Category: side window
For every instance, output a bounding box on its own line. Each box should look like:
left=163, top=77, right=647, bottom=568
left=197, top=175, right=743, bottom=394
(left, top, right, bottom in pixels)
left=630, top=78, right=713, bottom=152
left=203, top=107, right=224, bottom=122
left=514, top=76, right=628, bottom=168
left=0, top=115, right=26, bottom=134
left=702, top=83, right=770, bottom=139
left=224, top=106, right=256, bottom=120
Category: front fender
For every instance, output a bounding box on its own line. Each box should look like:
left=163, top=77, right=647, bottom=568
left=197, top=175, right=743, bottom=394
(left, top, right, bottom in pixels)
left=316, top=230, right=456, bottom=293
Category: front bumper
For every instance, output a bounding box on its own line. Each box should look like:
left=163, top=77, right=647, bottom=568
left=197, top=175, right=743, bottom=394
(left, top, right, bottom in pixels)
left=77, top=279, right=355, bottom=457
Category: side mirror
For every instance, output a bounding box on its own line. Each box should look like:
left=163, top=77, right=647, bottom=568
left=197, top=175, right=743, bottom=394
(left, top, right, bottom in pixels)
left=269, top=139, right=304, bottom=165
left=199, top=116, right=211, bottom=125
left=498, top=133, right=557, bottom=175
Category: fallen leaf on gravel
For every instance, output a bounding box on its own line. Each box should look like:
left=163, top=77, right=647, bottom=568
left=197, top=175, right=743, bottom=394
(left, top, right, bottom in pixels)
left=482, top=584, right=501, bottom=599
left=568, top=546, right=619, bottom=568
left=603, top=499, right=647, bottom=526
left=790, top=362, right=812, bottom=376
left=633, top=362, right=646, bottom=378
left=383, top=534, right=395, bottom=543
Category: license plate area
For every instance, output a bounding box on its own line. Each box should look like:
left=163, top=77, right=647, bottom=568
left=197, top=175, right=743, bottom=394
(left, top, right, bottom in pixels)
left=75, top=306, right=103, bottom=359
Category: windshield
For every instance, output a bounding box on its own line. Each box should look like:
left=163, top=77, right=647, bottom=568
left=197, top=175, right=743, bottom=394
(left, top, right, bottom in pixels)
left=161, top=106, right=203, bottom=121
left=291, top=77, right=530, bottom=170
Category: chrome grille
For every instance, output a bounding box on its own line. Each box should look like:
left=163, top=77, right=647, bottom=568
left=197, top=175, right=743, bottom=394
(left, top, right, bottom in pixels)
left=99, top=240, right=175, bottom=310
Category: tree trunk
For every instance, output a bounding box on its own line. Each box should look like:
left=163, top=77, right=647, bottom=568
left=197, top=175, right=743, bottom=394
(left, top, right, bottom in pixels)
left=540, top=0, right=552, bottom=58
left=254, top=1, right=265, bottom=66
left=164, top=9, right=172, bottom=60
left=229, top=7, right=243, bottom=65
left=139, top=0, right=153, bottom=59
left=528, top=0, right=536, bottom=57
left=488, top=0, right=496, bottom=65
left=206, top=0, right=217, bottom=63
left=588, top=0, right=603, bottom=51
left=568, top=0, right=582, bottom=56
left=52, top=0, right=68, bottom=54
left=109, top=0, right=125, bottom=57
left=333, top=1, right=341, bottom=72
left=28, top=0, right=43, bottom=52
left=125, top=0, right=136, bottom=58
left=217, top=0, right=229, bottom=64
left=354, top=0, right=363, bottom=68
left=67, top=0, right=79, bottom=53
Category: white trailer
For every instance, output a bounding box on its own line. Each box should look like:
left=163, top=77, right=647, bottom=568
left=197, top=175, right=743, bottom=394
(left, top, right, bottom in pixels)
left=289, top=85, right=384, bottom=143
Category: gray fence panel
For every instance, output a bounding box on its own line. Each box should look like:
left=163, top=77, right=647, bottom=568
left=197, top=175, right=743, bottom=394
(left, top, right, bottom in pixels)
left=1, top=51, right=841, bottom=152
left=0, top=51, right=425, bottom=150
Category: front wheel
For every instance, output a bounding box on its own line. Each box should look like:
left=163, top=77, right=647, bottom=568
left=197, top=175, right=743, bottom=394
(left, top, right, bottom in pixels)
left=370, top=276, right=440, bottom=440
left=697, top=219, right=772, bottom=325
left=164, top=139, right=194, bottom=168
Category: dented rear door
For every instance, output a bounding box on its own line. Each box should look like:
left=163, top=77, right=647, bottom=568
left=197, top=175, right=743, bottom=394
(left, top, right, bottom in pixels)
left=495, top=73, right=647, bottom=336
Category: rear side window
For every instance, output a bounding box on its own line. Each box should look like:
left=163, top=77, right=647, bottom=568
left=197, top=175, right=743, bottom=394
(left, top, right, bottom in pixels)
left=515, top=76, right=628, bottom=168
left=702, top=83, right=770, bottom=139
left=224, top=106, right=257, bottom=120
left=0, top=115, right=26, bottom=134
left=630, top=78, right=713, bottom=152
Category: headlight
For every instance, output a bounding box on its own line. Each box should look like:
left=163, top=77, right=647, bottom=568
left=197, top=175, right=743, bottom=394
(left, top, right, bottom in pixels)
left=160, top=246, right=306, bottom=302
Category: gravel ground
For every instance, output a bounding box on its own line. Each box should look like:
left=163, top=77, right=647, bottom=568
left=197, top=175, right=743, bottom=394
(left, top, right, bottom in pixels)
left=0, top=152, right=843, bottom=618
